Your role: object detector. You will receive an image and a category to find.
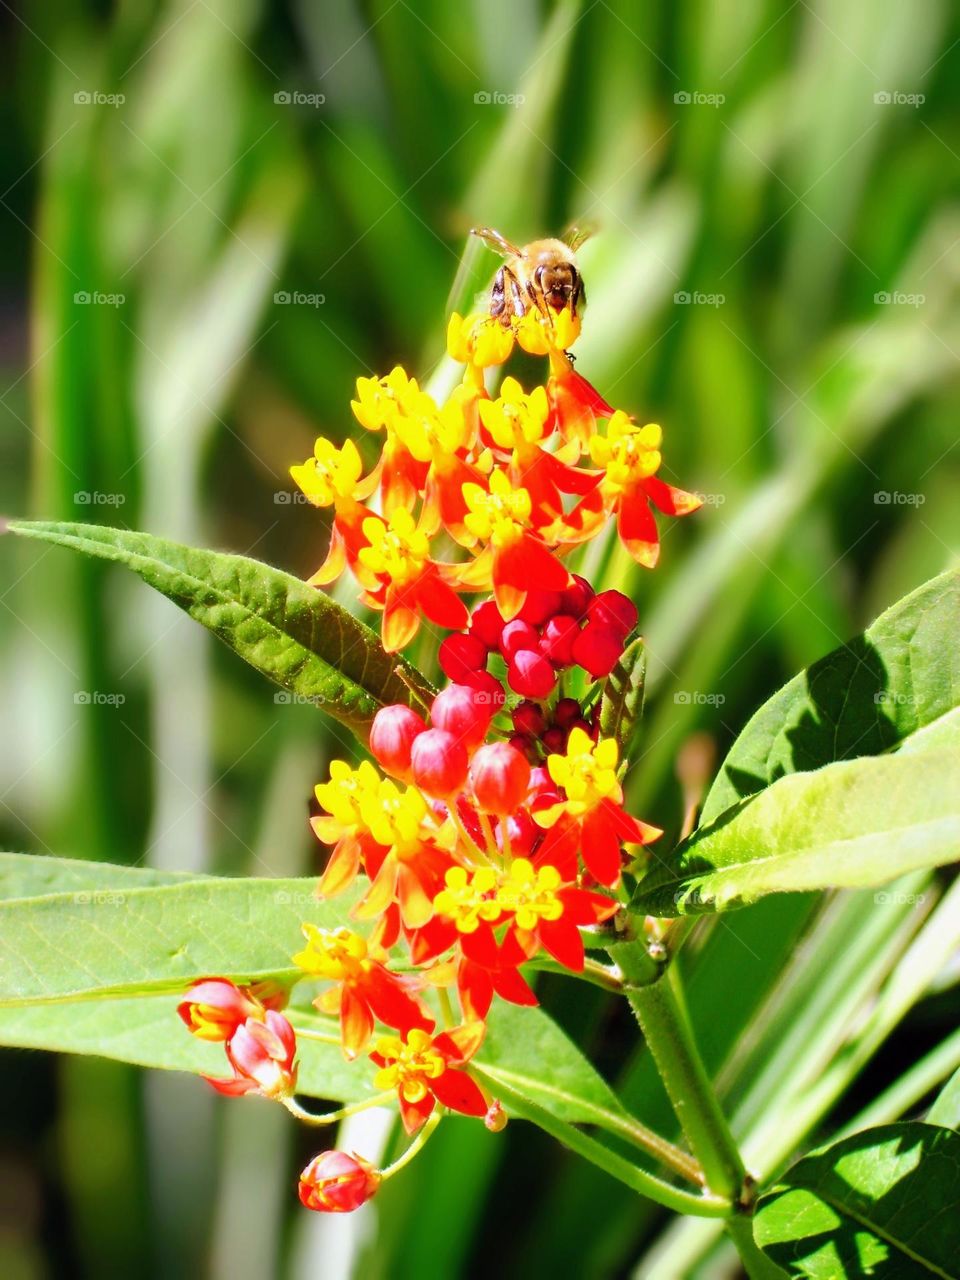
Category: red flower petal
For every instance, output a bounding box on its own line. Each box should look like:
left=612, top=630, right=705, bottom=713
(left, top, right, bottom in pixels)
left=430, top=1067, right=488, bottom=1118
left=581, top=809, right=624, bottom=886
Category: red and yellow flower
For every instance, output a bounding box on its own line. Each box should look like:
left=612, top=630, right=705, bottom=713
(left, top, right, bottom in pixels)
left=299, top=1151, right=381, bottom=1213
left=370, top=1022, right=488, bottom=1133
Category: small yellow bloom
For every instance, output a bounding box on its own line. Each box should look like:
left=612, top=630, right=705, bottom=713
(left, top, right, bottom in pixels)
left=447, top=312, right=515, bottom=368
left=589, top=412, right=663, bottom=496
left=462, top=469, right=532, bottom=546
left=292, top=924, right=368, bottom=981
left=290, top=438, right=365, bottom=507
left=358, top=508, right=431, bottom=586
left=477, top=377, right=550, bottom=450
left=547, top=728, right=623, bottom=815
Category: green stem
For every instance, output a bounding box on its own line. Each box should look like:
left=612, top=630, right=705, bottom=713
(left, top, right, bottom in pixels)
left=381, top=1109, right=442, bottom=1178
left=281, top=1091, right=396, bottom=1126
left=616, top=951, right=747, bottom=1205
left=481, top=1074, right=731, bottom=1219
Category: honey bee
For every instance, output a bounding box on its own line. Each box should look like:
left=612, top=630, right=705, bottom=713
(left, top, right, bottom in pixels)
left=471, top=225, right=593, bottom=327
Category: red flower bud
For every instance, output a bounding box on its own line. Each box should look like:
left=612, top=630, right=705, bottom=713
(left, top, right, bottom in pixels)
left=507, top=650, right=556, bottom=699
left=369, top=704, right=426, bottom=780
left=540, top=615, right=580, bottom=666
left=470, top=742, right=531, bottom=815
left=572, top=624, right=624, bottom=678
left=508, top=732, right=536, bottom=759
left=560, top=574, right=594, bottom=619
left=518, top=588, right=564, bottom=626
left=463, top=669, right=507, bottom=710
left=469, top=600, right=505, bottom=649
left=541, top=726, right=567, bottom=755
left=431, top=684, right=493, bottom=751
left=499, top=619, right=539, bottom=660
left=178, top=978, right=286, bottom=1042
left=439, top=633, right=489, bottom=683
left=498, top=809, right=537, bottom=856
left=411, top=728, right=468, bottom=798
left=299, top=1150, right=381, bottom=1213
left=588, top=590, right=638, bottom=637
left=512, top=700, right=546, bottom=738
left=528, top=765, right=554, bottom=799
left=554, top=697, right=582, bottom=729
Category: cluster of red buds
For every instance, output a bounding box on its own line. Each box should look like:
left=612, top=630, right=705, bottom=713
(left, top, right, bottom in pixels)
left=178, top=277, right=702, bottom=1213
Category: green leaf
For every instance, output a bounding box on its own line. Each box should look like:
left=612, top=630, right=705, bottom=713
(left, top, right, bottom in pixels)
left=0, top=852, right=206, bottom=901
left=474, top=1002, right=630, bottom=1128
left=598, top=636, right=646, bottom=758
left=632, top=746, right=960, bottom=915
left=702, top=568, right=960, bottom=824
left=928, top=1067, right=960, bottom=1131
left=754, top=1122, right=960, bottom=1279
left=5, top=520, right=435, bottom=742
left=0, top=877, right=343, bottom=1005
left=0, top=995, right=368, bottom=1103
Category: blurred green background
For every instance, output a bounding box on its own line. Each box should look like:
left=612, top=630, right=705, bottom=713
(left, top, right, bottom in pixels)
left=1, top=1, right=958, bottom=1277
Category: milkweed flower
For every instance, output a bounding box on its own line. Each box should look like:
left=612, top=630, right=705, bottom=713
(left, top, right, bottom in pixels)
left=370, top=1022, right=489, bottom=1133
left=299, top=1151, right=381, bottom=1213
left=292, top=925, right=431, bottom=1059
left=205, top=1009, right=298, bottom=1099
left=536, top=727, right=662, bottom=885
left=177, top=978, right=288, bottom=1042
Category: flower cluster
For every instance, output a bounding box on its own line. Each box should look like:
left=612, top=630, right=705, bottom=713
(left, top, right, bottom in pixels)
left=180, top=278, right=700, bottom=1214
left=290, top=303, right=699, bottom=652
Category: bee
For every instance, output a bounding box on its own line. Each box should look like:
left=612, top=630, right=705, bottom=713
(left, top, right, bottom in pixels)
left=470, top=225, right=593, bottom=327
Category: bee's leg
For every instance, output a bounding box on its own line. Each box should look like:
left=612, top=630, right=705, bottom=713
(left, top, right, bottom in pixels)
left=505, top=266, right=527, bottom=320
left=490, top=266, right=507, bottom=319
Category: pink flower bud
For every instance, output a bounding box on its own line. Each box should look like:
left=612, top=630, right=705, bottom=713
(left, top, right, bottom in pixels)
left=439, top=633, right=488, bottom=683
left=588, top=590, right=638, bottom=637
left=411, top=728, right=468, bottom=798
left=572, top=624, right=624, bottom=678
left=499, top=619, right=539, bottom=659
left=431, top=684, right=493, bottom=751
left=206, top=1009, right=298, bottom=1098
left=463, top=669, right=507, bottom=710
left=470, top=742, right=531, bottom=815
left=507, top=650, right=556, bottom=699
left=560, top=574, right=594, bottom=619
left=369, top=704, right=426, bottom=780
left=299, top=1151, right=381, bottom=1213
left=540, top=615, right=580, bottom=666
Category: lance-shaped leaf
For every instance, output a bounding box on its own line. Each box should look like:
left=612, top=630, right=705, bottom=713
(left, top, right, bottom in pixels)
left=4, top=520, right=435, bottom=741
left=753, top=1122, right=960, bottom=1279
left=598, top=636, right=646, bottom=759
left=702, top=567, right=960, bottom=823
left=632, top=744, right=960, bottom=916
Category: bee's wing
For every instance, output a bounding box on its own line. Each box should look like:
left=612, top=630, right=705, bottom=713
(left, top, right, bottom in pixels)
left=562, top=220, right=599, bottom=253
left=470, top=226, right=522, bottom=258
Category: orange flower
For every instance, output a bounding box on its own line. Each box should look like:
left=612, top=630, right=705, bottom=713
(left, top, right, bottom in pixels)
left=453, top=469, right=571, bottom=619
left=370, top=1022, right=489, bottom=1133
left=534, top=728, right=661, bottom=885
left=178, top=978, right=288, bottom=1042
left=292, top=925, right=431, bottom=1059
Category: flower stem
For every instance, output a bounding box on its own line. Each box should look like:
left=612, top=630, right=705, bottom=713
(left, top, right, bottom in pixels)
left=448, top=803, right=494, bottom=866
left=480, top=1074, right=731, bottom=1219
left=620, top=963, right=748, bottom=1205
left=290, top=1025, right=342, bottom=1048
left=381, top=1108, right=442, bottom=1179
left=281, top=1091, right=396, bottom=1127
